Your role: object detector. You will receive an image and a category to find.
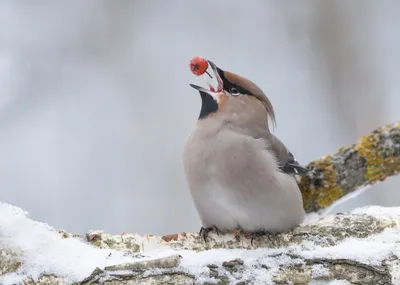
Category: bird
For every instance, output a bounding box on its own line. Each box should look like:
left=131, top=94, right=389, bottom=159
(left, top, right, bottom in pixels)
left=182, top=59, right=310, bottom=245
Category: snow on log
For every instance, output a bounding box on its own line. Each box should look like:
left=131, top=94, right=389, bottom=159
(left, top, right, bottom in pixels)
left=1, top=202, right=400, bottom=284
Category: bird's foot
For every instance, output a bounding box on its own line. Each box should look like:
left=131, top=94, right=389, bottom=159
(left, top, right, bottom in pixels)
left=250, top=230, right=276, bottom=246
left=199, top=225, right=220, bottom=242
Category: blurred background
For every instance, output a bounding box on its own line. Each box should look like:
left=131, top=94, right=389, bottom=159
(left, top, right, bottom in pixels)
left=0, top=1, right=399, bottom=235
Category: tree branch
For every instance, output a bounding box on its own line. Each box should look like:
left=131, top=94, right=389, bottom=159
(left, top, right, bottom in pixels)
left=299, top=121, right=400, bottom=212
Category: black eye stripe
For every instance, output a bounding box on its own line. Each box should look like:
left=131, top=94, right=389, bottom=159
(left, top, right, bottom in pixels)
left=217, top=68, right=252, bottom=95
left=225, top=82, right=248, bottom=95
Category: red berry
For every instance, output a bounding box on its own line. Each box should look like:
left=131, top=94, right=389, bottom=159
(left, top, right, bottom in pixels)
left=189, top=56, right=209, bottom=76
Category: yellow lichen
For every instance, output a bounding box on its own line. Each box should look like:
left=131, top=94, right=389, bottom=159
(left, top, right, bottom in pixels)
left=91, top=240, right=102, bottom=247
left=300, top=155, right=343, bottom=211
left=355, top=123, right=400, bottom=183
left=315, top=186, right=342, bottom=208
left=300, top=122, right=399, bottom=213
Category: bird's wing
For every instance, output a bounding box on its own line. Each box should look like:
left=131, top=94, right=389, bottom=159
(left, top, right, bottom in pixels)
left=266, top=133, right=310, bottom=176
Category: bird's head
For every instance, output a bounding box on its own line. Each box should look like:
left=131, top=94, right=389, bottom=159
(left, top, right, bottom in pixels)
left=189, top=60, right=276, bottom=129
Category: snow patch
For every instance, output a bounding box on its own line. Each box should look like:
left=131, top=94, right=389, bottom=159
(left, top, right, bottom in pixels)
left=298, top=227, right=400, bottom=266
left=302, top=211, right=322, bottom=225
left=321, top=185, right=371, bottom=215
left=0, top=202, right=159, bottom=284
left=311, top=264, right=330, bottom=278
left=351, top=205, right=400, bottom=217
left=309, top=280, right=351, bottom=285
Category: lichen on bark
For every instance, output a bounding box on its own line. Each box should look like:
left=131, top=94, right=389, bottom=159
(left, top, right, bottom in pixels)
left=299, top=121, right=400, bottom=212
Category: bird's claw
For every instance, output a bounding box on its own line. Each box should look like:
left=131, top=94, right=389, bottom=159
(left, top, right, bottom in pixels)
left=199, top=226, right=220, bottom=242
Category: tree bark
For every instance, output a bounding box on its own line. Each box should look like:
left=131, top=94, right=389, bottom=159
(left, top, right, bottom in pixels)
left=299, top=121, right=400, bottom=212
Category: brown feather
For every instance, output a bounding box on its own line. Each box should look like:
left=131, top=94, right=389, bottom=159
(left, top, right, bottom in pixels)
left=223, top=71, right=276, bottom=128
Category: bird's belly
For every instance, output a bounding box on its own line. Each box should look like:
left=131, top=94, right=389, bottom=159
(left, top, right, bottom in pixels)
left=195, top=175, right=304, bottom=233
left=196, top=180, right=246, bottom=231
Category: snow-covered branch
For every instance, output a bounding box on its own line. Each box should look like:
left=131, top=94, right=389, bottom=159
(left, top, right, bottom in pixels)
left=1, top=202, right=400, bottom=284
left=299, top=121, right=400, bottom=213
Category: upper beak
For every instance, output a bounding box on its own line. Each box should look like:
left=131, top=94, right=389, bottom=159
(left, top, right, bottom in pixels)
left=207, top=61, right=223, bottom=91
left=189, top=60, right=223, bottom=96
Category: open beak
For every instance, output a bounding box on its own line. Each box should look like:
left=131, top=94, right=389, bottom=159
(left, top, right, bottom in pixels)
left=190, top=60, right=223, bottom=97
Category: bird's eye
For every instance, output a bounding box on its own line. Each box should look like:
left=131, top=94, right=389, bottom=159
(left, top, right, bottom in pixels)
left=229, top=87, right=240, bottom=96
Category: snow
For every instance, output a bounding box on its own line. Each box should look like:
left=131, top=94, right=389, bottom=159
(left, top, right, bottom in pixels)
left=169, top=247, right=304, bottom=284
left=302, top=211, right=323, bottom=225
left=299, top=231, right=400, bottom=266
left=352, top=204, right=400, bottom=217
left=298, top=205, right=400, bottom=266
left=0, top=202, right=170, bottom=284
left=1, top=202, right=400, bottom=284
left=321, top=185, right=372, bottom=216
left=311, top=264, right=330, bottom=278
left=309, top=281, right=351, bottom=285
left=301, top=186, right=374, bottom=225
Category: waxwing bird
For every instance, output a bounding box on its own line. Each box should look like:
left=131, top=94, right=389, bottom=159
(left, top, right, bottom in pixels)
left=182, top=60, right=310, bottom=244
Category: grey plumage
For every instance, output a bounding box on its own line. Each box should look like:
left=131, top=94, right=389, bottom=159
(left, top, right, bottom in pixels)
left=183, top=60, right=307, bottom=235
left=267, top=133, right=310, bottom=176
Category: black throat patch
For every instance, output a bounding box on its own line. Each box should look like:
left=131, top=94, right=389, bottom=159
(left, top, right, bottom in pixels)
left=198, top=91, right=218, bottom=119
